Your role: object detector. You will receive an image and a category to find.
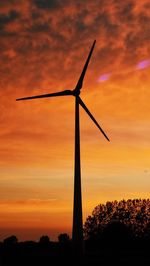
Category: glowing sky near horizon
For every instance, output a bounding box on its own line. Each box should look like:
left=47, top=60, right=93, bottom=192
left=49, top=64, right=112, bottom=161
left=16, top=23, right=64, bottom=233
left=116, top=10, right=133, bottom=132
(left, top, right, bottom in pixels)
left=0, top=0, right=150, bottom=241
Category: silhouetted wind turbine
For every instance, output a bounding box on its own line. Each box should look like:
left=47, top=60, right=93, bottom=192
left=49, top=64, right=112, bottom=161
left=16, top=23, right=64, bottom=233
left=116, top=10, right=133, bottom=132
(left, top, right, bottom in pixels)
left=16, top=40, right=110, bottom=257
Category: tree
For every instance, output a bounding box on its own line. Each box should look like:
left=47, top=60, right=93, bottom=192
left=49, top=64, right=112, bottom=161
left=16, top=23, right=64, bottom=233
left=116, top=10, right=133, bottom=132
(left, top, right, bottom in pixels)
left=39, top=235, right=50, bottom=245
left=3, top=235, right=18, bottom=245
left=58, top=233, right=70, bottom=243
left=84, top=199, right=150, bottom=240
left=102, top=220, right=133, bottom=248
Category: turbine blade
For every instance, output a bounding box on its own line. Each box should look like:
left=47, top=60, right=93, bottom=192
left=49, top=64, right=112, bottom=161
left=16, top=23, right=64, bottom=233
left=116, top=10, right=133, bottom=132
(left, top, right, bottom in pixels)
left=16, top=90, right=73, bottom=101
left=74, top=40, right=96, bottom=93
left=79, top=97, right=110, bottom=141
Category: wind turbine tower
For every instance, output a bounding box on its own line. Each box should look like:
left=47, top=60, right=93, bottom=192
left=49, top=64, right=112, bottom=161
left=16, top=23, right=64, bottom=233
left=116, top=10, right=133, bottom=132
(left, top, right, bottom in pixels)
left=16, top=40, right=110, bottom=257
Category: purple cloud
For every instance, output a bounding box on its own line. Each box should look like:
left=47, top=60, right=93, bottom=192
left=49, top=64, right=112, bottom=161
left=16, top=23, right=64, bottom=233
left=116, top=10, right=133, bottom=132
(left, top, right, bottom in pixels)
left=136, top=59, right=150, bottom=70
left=98, top=73, right=111, bottom=82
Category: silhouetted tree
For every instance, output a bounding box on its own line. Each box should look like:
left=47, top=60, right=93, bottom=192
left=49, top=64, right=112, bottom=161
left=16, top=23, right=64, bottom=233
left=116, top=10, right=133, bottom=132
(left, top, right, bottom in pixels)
left=102, top=221, right=133, bottom=247
left=84, top=199, right=150, bottom=240
left=58, top=233, right=70, bottom=243
left=3, top=235, right=18, bottom=245
left=39, top=235, right=50, bottom=244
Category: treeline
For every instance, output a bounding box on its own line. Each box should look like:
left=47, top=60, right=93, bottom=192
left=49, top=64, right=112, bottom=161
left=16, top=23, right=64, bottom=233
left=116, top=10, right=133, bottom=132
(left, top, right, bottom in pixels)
left=1, top=233, right=70, bottom=246
left=1, top=199, right=150, bottom=265
left=0, top=233, right=72, bottom=266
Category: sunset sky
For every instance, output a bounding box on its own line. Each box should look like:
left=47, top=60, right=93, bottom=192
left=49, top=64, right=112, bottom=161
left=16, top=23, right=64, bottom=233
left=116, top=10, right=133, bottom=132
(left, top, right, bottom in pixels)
left=0, top=0, right=150, bottom=241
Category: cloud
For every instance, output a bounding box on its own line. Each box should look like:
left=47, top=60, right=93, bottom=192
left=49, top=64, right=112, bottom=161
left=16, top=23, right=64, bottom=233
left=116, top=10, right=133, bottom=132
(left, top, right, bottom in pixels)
left=115, top=1, right=135, bottom=22
left=34, top=0, right=61, bottom=10
left=29, top=21, right=51, bottom=33
left=0, top=1, right=149, bottom=131
left=94, top=11, right=119, bottom=36
left=0, top=0, right=150, bottom=104
left=136, top=59, right=150, bottom=70
left=0, top=9, right=20, bottom=31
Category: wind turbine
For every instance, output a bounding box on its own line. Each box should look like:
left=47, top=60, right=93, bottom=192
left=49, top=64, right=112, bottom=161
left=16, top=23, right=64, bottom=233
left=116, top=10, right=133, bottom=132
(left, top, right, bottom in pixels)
left=16, top=40, right=110, bottom=256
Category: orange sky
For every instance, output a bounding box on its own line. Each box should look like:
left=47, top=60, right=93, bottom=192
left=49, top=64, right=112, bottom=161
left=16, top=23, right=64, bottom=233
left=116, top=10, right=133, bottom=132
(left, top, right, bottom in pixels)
left=0, top=0, right=150, bottom=241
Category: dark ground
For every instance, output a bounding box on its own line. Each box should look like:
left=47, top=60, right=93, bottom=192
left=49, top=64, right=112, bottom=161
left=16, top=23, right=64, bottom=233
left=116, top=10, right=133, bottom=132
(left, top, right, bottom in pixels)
left=0, top=239, right=150, bottom=266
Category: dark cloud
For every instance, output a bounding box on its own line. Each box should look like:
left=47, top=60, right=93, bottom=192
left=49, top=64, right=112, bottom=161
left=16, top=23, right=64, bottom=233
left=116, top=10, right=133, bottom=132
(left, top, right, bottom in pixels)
left=29, top=21, right=51, bottom=33
left=34, top=0, right=61, bottom=9
left=125, top=32, right=141, bottom=51
left=138, top=13, right=150, bottom=41
left=0, top=30, right=17, bottom=37
left=125, top=13, right=150, bottom=54
left=31, top=11, right=42, bottom=20
left=0, top=10, right=20, bottom=30
left=0, top=0, right=15, bottom=7
left=138, top=13, right=150, bottom=27
left=95, top=12, right=119, bottom=37
left=96, top=45, right=122, bottom=70
left=144, top=2, right=150, bottom=9
left=116, top=1, right=135, bottom=22
left=0, top=0, right=150, bottom=91
left=95, top=12, right=112, bottom=28
left=76, top=21, right=87, bottom=32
